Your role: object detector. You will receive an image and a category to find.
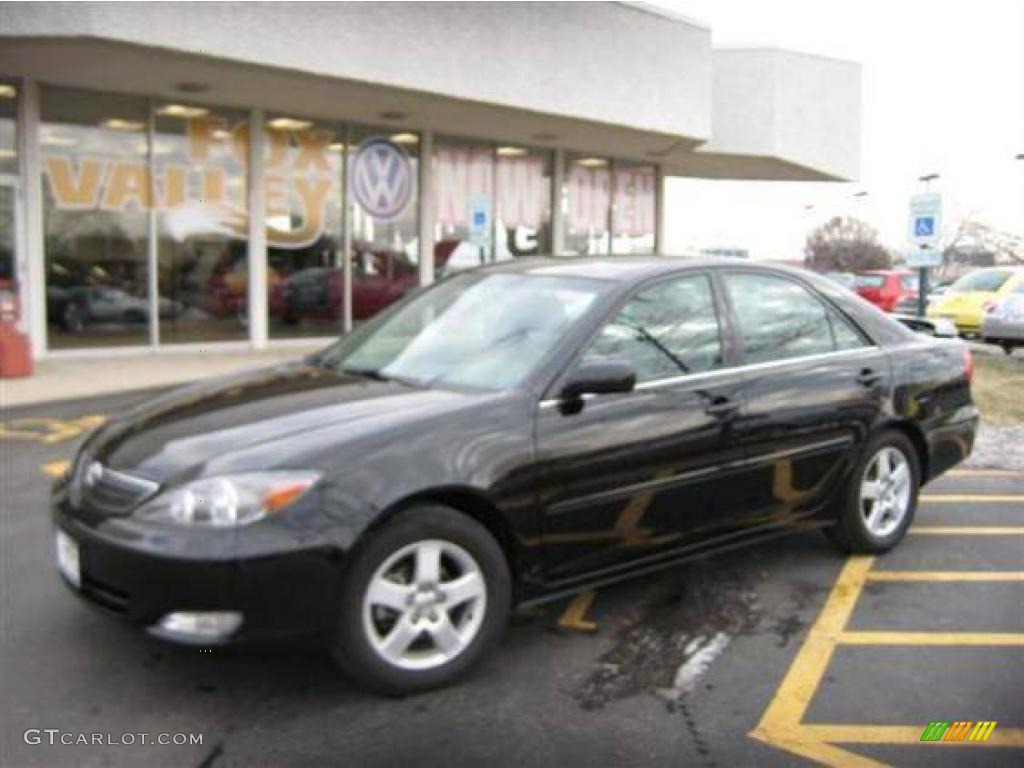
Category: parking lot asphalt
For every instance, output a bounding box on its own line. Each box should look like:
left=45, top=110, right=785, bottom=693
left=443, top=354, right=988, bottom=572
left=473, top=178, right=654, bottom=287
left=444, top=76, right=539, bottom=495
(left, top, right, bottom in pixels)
left=1, top=391, right=1022, bottom=768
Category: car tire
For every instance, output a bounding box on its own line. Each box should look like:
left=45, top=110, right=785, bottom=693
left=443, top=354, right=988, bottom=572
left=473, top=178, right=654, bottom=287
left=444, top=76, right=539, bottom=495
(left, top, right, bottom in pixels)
left=1002, top=342, right=1015, bottom=356
left=825, top=430, right=920, bottom=554
left=331, top=504, right=511, bottom=695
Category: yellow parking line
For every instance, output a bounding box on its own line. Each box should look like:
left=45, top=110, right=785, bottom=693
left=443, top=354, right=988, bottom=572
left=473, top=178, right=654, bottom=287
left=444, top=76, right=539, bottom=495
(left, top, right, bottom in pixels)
left=556, top=590, right=598, bottom=633
left=838, top=631, right=1024, bottom=646
left=40, top=460, right=71, bottom=478
left=911, top=526, right=1024, bottom=535
left=921, top=494, right=1024, bottom=503
left=948, top=469, right=1023, bottom=477
left=868, top=571, right=1024, bottom=582
left=801, top=724, right=1024, bottom=748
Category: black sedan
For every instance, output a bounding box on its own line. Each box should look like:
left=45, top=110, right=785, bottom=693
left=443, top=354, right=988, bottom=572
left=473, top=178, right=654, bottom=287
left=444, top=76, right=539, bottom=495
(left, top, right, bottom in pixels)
left=53, top=257, right=979, bottom=693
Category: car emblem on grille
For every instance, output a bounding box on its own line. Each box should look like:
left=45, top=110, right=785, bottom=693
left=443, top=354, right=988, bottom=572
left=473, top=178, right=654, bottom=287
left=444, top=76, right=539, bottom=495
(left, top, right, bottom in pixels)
left=83, top=461, right=104, bottom=488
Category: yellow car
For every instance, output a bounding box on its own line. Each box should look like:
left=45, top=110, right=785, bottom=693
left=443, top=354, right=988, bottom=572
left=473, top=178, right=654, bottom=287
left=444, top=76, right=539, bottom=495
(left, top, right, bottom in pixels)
left=928, top=267, right=1024, bottom=336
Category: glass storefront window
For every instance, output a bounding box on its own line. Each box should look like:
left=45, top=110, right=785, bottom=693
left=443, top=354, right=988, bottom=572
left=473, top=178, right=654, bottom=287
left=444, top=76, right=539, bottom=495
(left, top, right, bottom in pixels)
left=41, top=86, right=150, bottom=348
left=348, top=126, right=420, bottom=323
left=433, top=139, right=552, bottom=274
left=494, top=145, right=552, bottom=261
left=564, top=155, right=611, bottom=256
left=154, top=103, right=249, bottom=344
left=433, top=138, right=493, bottom=274
left=264, top=115, right=344, bottom=338
left=611, top=162, right=656, bottom=254
left=1, top=81, right=17, bottom=284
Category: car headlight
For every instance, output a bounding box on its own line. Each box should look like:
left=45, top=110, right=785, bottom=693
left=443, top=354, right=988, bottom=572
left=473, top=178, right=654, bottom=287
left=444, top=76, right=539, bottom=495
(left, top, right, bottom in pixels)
left=134, top=472, right=320, bottom=527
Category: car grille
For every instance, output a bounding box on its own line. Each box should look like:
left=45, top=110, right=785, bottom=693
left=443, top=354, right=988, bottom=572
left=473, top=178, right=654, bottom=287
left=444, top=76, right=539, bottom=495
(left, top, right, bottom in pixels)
left=75, top=461, right=159, bottom=516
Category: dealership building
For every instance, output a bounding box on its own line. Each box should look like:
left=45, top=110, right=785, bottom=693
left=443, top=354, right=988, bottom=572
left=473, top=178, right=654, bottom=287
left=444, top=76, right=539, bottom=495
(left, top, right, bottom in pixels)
left=0, top=2, right=860, bottom=360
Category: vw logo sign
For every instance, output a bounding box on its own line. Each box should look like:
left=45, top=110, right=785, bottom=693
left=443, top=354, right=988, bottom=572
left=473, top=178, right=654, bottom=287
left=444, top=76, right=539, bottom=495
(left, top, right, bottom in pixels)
left=83, top=461, right=103, bottom=488
left=350, top=138, right=413, bottom=221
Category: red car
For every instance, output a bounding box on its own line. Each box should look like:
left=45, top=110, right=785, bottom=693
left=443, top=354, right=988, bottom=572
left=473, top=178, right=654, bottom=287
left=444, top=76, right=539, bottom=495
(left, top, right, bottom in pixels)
left=854, top=270, right=918, bottom=313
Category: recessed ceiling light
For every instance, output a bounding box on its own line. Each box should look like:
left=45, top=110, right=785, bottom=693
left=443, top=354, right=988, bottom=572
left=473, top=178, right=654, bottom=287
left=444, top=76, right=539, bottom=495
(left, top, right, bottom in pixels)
left=389, top=132, right=419, bottom=145
left=267, top=117, right=313, bottom=131
left=576, top=157, right=608, bottom=168
left=379, top=111, right=408, bottom=121
left=176, top=81, right=210, bottom=94
left=157, top=104, right=209, bottom=118
left=212, top=129, right=232, bottom=140
left=0, top=84, right=16, bottom=99
left=329, top=142, right=347, bottom=152
left=102, top=118, right=145, bottom=132
left=0, top=148, right=16, bottom=159
left=497, top=146, right=528, bottom=157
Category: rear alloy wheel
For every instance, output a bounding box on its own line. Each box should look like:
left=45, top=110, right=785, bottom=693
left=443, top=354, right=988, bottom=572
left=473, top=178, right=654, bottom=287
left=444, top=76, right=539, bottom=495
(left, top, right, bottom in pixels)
left=826, top=431, right=920, bottom=553
left=332, top=505, right=510, bottom=694
left=860, top=447, right=913, bottom=538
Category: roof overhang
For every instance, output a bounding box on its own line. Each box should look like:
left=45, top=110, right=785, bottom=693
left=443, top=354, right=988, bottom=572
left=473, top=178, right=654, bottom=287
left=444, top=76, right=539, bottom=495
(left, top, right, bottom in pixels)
left=667, top=48, right=862, bottom=181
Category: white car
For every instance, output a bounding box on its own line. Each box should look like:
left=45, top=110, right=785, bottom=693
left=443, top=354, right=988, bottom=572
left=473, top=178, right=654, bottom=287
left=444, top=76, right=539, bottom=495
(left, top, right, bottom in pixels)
left=981, top=282, right=1024, bottom=354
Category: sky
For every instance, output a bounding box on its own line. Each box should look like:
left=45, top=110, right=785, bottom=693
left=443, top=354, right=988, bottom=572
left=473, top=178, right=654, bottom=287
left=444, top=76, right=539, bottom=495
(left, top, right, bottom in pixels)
left=653, top=0, right=1024, bottom=260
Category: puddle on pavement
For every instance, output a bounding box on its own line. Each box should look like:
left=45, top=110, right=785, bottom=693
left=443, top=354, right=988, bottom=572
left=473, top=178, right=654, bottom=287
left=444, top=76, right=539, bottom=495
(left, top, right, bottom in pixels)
left=573, top=561, right=763, bottom=711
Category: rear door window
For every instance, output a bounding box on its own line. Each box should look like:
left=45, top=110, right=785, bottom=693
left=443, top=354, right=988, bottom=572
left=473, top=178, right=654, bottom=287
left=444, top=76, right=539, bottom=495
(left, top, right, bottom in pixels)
left=724, top=273, right=840, bottom=364
left=855, top=275, right=885, bottom=289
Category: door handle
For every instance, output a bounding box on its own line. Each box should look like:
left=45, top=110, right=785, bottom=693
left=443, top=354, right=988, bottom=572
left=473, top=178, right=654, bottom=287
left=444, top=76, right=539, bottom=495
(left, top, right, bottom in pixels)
left=856, top=368, right=881, bottom=387
left=704, top=395, right=739, bottom=417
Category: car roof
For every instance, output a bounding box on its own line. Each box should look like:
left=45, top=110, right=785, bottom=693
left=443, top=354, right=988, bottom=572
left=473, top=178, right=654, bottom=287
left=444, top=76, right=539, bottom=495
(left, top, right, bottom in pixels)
left=474, top=255, right=802, bottom=282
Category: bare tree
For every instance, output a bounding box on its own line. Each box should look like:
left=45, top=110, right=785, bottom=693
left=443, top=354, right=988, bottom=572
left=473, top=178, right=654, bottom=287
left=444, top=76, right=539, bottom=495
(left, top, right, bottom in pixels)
left=940, top=217, right=1023, bottom=278
left=804, top=216, right=891, bottom=273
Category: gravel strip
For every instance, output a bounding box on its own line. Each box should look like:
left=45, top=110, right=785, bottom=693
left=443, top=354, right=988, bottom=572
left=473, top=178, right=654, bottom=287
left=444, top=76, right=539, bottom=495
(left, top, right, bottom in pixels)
left=965, top=423, right=1024, bottom=470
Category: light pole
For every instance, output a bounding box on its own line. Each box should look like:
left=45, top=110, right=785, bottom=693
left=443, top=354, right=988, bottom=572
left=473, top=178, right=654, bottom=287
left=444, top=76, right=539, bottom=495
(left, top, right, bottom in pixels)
left=914, top=174, right=941, bottom=316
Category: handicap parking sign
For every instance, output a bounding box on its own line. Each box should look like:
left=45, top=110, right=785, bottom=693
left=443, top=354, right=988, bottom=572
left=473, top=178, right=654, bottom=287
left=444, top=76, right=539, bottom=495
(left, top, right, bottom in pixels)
left=914, top=217, right=935, bottom=238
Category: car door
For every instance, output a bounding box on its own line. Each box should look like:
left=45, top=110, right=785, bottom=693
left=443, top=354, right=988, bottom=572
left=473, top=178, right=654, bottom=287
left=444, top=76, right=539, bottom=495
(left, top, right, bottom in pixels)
left=718, top=270, right=889, bottom=528
left=534, top=271, right=748, bottom=583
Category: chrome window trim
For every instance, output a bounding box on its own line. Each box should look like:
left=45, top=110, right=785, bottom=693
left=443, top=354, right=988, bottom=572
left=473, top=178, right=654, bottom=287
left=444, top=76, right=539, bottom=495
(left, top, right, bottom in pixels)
left=538, top=346, right=880, bottom=408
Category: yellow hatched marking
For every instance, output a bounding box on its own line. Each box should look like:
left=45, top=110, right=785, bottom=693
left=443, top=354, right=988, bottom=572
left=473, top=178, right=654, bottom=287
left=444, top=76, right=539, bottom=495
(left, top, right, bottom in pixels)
left=837, top=631, right=1024, bottom=646
left=0, top=414, right=106, bottom=445
left=921, top=494, right=1024, bottom=503
left=39, top=460, right=71, bottom=478
left=749, top=556, right=882, bottom=766
left=556, top=590, right=598, bottom=633
left=868, top=570, right=1024, bottom=582
left=911, top=526, right=1024, bottom=535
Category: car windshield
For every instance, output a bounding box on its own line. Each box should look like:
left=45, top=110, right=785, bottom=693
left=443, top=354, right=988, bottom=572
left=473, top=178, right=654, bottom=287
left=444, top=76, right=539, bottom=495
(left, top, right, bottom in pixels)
left=950, top=270, right=1012, bottom=293
left=854, top=275, right=885, bottom=288
left=313, top=272, right=608, bottom=391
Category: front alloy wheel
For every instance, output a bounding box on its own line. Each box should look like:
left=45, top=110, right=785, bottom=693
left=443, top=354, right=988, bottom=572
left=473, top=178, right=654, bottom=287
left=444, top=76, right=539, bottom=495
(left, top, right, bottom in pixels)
left=363, top=539, right=486, bottom=671
left=332, top=505, right=510, bottom=694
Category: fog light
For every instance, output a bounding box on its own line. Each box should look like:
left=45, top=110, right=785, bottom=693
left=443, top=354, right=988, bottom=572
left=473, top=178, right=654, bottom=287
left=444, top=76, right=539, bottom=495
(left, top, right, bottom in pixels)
left=154, top=611, right=243, bottom=641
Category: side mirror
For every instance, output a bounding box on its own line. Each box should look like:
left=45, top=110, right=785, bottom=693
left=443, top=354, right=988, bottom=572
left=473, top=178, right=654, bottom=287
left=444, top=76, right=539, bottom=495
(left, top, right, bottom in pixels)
left=561, top=359, right=636, bottom=400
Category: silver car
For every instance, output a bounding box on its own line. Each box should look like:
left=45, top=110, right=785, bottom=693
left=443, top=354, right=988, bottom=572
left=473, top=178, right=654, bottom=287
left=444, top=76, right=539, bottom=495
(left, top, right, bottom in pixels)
left=982, top=281, right=1024, bottom=354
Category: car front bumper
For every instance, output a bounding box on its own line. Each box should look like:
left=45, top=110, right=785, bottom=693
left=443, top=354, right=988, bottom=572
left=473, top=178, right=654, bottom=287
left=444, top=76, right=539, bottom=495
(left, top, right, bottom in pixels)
left=981, top=316, right=1024, bottom=341
left=52, top=492, right=344, bottom=645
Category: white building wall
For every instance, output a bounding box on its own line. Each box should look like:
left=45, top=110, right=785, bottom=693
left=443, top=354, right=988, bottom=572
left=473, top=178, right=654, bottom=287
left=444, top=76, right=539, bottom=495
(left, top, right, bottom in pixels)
left=0, top=1, right=714, bottom=143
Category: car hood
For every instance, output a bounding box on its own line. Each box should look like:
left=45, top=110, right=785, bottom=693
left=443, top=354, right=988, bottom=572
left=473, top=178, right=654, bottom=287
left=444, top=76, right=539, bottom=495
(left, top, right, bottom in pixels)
left=88, top=361, right=484, bottom=483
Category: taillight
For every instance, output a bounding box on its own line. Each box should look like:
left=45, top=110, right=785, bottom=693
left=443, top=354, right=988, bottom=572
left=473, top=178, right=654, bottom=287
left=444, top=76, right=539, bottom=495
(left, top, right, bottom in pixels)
left=964, top=347, right=974, bottom=383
